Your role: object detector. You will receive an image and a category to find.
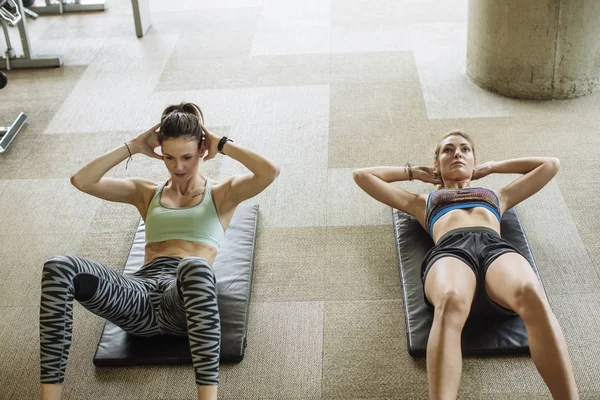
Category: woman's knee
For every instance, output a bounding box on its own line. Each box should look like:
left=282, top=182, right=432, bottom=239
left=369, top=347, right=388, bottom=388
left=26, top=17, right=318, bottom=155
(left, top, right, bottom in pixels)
left=512, top=280, right=548, bottom=319
left=71, top=273, right=100, bottom=302
left=43, top=255, right=78, bottom=277
left=434, top=289, right=473, bottom=325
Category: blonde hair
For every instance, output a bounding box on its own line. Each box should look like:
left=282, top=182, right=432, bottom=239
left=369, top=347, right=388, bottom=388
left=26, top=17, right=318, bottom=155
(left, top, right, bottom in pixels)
left=433, top=130, right=476, bottom=190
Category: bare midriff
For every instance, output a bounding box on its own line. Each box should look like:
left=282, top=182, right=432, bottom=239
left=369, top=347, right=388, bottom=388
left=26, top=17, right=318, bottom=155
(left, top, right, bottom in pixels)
left=430, top=207, right=501, bottom=245
left=144, top=240, right=218, bottom=265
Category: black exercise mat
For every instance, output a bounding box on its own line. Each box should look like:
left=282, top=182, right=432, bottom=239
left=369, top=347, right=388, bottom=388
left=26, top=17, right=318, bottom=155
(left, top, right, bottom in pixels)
left=393, top=207, right=544, bottom=358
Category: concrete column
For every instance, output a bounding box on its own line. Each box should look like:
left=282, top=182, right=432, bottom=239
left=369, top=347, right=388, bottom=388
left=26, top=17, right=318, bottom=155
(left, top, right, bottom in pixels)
left=467, top=0, right=600, bottom=99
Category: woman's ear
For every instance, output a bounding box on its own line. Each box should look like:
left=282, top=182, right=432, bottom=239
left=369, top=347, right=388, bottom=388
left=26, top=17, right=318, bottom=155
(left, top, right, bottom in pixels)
left=198, top=137, right=207, bottom=156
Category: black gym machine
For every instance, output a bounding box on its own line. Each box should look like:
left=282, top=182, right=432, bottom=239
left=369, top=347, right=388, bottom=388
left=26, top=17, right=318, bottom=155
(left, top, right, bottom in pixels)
left=0, top=70, right=26, bottom=153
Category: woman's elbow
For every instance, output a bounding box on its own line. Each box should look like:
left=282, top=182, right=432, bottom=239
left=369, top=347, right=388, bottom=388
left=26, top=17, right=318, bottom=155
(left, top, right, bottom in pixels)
left=352, top=169, right=368, bottom=185
left=265, top=164, right=281, bottom=184
left=272, top=164, right=281, bottom=180
left=547, top=157, right=560, bottom=173
left=70, top=174, right=82, bottom=190
left=70, top=173, right=91, bottom=192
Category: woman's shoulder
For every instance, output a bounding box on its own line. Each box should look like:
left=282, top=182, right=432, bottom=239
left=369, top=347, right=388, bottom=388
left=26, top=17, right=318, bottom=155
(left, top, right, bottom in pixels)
left=130, top=178, right=161, bottom=191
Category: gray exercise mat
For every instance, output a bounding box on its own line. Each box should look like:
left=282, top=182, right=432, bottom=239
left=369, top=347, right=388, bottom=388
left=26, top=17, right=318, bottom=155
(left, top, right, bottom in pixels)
left=93, top=203, right=258, bottom=366
left=393, top=207, right=545, bottom=357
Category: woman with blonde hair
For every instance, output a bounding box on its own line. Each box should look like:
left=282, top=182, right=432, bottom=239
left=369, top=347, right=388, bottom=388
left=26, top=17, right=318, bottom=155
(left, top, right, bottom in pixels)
left=353, top=130, right=578, bottom=400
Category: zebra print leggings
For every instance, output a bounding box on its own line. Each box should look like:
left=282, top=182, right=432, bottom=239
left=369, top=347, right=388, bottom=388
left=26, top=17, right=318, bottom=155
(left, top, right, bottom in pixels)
left=40, top=255, right=221, bottom=386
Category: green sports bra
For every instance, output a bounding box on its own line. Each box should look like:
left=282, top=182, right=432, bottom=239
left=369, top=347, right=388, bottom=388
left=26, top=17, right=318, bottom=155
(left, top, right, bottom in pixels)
left=145, top=179, right=225, bottom=249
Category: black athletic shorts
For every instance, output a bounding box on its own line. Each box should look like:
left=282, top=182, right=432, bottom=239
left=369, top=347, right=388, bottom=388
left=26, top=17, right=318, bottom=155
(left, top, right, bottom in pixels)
left=421, top=226, right=527, bottom=316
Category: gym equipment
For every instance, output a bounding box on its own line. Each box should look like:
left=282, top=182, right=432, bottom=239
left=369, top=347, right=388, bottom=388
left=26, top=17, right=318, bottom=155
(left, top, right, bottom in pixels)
left=94, top=203, right=259, bottom=366
left=131, top=0, right=151, bottom=38
left=1, top=0, right=62, bottom=69
left=0, top=70, right=27, bottom=153
left=393, top=207, right=545, bottom=357
left=28, top=0, right=105, bottom=15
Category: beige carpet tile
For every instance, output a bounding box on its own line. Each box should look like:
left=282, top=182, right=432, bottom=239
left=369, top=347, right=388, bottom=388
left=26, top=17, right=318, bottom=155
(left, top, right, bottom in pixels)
left=553, top=158, right=600, bottom=274
left=0, top=179, right=102, bottom=235
left=168, top=30, right=256, bottom=61
left=251, top=0, right=330, bottom=56
left=446, top=123, right=545, bottom=162
left=331, top=52, right=419, bottom=83
left=331, top=0, right=408, bottom=28
left=324, top=226, right=402, bottom=300
left=330, top=80, right=427, bottom=132
left=551, top=293, right=600, bottom=349
left=86, top=200, right=142, bottom=235
left=225, top=164, right=327, bottom=228
left=514, top=180, right=600, bottom=294
left=577, top=223, right=600, bottom=278
left=251, top=227, right=327, bottom=301
left=0, top=267, right=37, bottom=308
left=39, top=13, right=136, bottom=40
left=402, top=0, right=467, bottom=23
left=464, top=290, right=600, bottom=398
left=0, top=149, right=24, bottom=180
left=155, top=7, right=261, bottom=58
left=157, top=54, right=330, bottom=91
left=323, top=300, right=430, bottom=398
left=328, top=80, right=429, bottom=168
left=534, top=119, right=600, bottom=160
left=1, top=100, right=68, bottom=141
left=36, top=37, right=108, bottom=67
left=148, top=0, right=264, bottom=12
left=457, top=395, right=552, bottom=400
left=58, top=307, right=180, bottom=400
left=1, top=66, right=87, bottom=103
left=12, top=131, right=131, bottom=180
left=251, top=19, right=330, bottom=56
left=327, top=119, right=439, bottom=170
left=331, top=25, right=412, bottom=54
left=326, top=169, right=393, bottom=226
left=0, top=233, right=83, bottom=274
left=45, top=90, right=157, bottom=135
left=323, top=397, right=554, bottom=400
left=45, top=34, right=179, bottom=134
left=77, top=231, right=137, bottom=272
left=216, top=122, right=328, bottom=176
left=130, top=85, right=329, bottom=136
left=259, top=0, right=329, bottom=20
left=465, top=356, right=549, bottom=397
left=0, top=306, right=41, bottom=400
left=218, top=301, right=323, bottom=399
left=0, top=179, right=7, bottom=196
left=551, top=295, right=600, bottom=399
left=0, top=233, right=83, bottom=306
left=322, top=397, right=426, bottom=400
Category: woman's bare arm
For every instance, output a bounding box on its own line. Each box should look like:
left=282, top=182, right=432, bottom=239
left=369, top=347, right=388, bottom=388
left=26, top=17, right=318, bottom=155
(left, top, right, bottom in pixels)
left=489, top=157, right=560, bottom=212
left=70, top=124, right=162, bottom=207
left=353, top=166, right=433, bottom=219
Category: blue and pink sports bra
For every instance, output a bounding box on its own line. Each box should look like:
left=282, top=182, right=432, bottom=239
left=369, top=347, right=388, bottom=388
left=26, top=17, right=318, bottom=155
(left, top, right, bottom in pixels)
left=425, top=187, right=501, bottom=234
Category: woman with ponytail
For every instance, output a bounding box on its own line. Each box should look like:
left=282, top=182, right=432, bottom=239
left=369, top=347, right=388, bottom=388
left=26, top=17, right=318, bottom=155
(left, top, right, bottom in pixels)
left=39, top=102, right=280, bottom=400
